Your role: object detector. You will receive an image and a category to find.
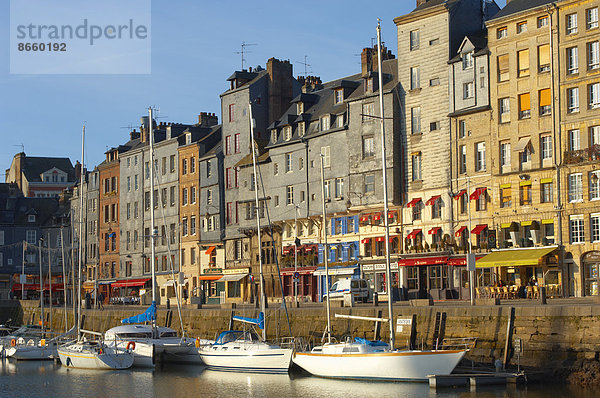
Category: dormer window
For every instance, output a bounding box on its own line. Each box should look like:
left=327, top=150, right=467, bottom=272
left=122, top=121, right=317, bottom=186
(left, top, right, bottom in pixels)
left=334, top=89, right=343, bottom=104
left=186, top=133, right=191, bottom=145
left=298, top=122, right=305, bottom=137
left=297, top=102, right=304, bottom=114
left=320, top=115, right=330, bottom=131
left=271, top=129, right=278, bottom=143
left=283, top=126, right=292, bottom=141
left=28, top=215, right=36, bottom=222
left=365, top=78, right=373, bottom=93
left=336, top=114, right=344, bottom=128
left=462, top=52, right=473, bottom=69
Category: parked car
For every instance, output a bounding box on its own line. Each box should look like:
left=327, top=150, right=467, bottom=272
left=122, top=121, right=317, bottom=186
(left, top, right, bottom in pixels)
left=324, top=278, right=371, bottom=303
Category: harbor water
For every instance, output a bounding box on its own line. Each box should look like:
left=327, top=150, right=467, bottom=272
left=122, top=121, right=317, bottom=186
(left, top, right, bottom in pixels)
left=1, top=359, right=598, bottom=398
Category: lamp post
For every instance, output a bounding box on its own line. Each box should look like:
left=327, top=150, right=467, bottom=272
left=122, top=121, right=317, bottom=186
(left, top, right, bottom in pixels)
left=294, top=204, right=300, bottom=303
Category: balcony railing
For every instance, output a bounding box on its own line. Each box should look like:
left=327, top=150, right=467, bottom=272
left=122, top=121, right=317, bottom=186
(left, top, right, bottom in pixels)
left=564, top=145, right=600, bottom=165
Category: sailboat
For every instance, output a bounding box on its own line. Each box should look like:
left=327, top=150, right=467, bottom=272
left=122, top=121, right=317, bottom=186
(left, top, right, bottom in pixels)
left=58, top=125, right=135, bottom=370
left=292, top=21, right=470, bottom=381
left=197, top=102, right=293, bottom=373
left=103, top=108, right=202, bottom=367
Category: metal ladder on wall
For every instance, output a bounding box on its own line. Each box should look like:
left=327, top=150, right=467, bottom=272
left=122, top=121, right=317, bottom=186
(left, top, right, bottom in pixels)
left=432, top=311, right=447, bottom=350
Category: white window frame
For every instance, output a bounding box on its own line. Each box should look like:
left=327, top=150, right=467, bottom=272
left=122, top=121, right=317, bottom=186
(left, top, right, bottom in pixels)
left=320, top=146, right=331, bottom=168
left=410, top=30, right=419, bottom=51
left=500, top=142, right=511, bottom=167
left=334, top=89, right=343, bottom=104
left=412, top=154, right=422, bottom=181
left=588, top=41, right=599, bottom=70
left=567, top=47, right=579, bottom=74
left=567, top=13, right=578, bottom=35
left=285, top=153, right=293, bottom=173
left=320, top=115, right=330, bottom=131
left=283, top=126, right=292, bottom=141
left=517, top=21, right=527, bottom=34
left=462, top=52, right=473, bottom=69
left=476, top=142, right=486, bottom=172
left=463, top=82, right=474, bottom=99
left=590, top=170, right=600, bottom=200
left=335, top=178, right=344, bottom=198
left=568, top=173, right=583, bottom=202
left=362, top=136, right=375, bottom=158
left=411, top=107, right=421, bottom=134
left=541, top=135, right=553, bottom=160
left=410, top=66, right=420, bottom=90
left=590, top=125, right=600, bottom=146
left=568, top=87, right=580, bottom=113
left=591, top=213, right=600, bottom=243
left=587, top=7, right=598, bottom=30
left=459, top=145, right=467, bottom=174
left=589, top=83, right=600, bottom=109
left=26, top=230, right=36, bottom=244
left=570, top=214, right=584, bottom=244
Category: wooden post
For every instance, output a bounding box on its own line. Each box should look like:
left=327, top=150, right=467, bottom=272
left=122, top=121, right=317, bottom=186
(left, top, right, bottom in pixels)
left=374, top=310, right=383, bottom=341
left=409, top=314, right=417, bottom=350
left=503, top=307, right=515, bottom=369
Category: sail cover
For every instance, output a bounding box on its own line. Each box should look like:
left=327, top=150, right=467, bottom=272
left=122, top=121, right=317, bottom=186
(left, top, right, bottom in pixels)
left=232, top=312, right=264, bottom=330
left=121, top=301, right=157, bottom=324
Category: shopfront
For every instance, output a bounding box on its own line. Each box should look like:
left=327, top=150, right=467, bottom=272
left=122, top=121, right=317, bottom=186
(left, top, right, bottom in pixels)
left=582, top=251, right=600, bottom=296
left=281, top=266, right=317, bottom=302
left=216, top=268, right=250, bottom=304
left=314, top=265, right=359, bottom=302
left=361, top=263, right=399, bottom=295
left=111, top=278, right=150, bottom=305
left=398, top=256, right=452, bottom=300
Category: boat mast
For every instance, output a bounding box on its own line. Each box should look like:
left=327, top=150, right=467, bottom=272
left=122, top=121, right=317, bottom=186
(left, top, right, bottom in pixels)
left=148, top=107, right=158, bottom=330
left=320, top=153, right=331, bottom=344
left=38, top=238, right=44, bottom=333
left=248, top=102, right=267, bottom=342
left=377, top=20, right=395, bottom=349
left=48, top=232, right=52, bottom=332
left=60, top=227, right=68, bottom=332
left=77, top=125, right=85, bottom=339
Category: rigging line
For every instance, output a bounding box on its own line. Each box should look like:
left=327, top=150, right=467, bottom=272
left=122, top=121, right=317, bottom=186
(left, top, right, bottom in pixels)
left=151, top=156, right=186, bottom=339
left=254, top=137, right=293, bottom=338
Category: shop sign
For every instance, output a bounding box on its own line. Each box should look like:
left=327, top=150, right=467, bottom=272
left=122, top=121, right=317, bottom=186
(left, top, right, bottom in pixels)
left=396, top=318, right=412, bottom=332
left=583, top=252, right=600, bottom=263
left=362, top=263, right=399, bottom=272
left=223, top=268, right=249, bottom=275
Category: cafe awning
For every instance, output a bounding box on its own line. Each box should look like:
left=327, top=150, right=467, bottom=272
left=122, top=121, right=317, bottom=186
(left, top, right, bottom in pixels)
left=428, top=227, right=441, bottom=235
left=469, top=187, right=487, bottom=200
left=112, top=278, right=150, bottom=288
left=398, top=256, right=448, bottom=266
left=426, top=195, right=441, bottom=206
left=205, top=246, right=216, bottom=255
left=372, top=212, right=381, bottom=221
left=375, top=236, right=385, bottom=242
left=406, top=198, right=421, bottom=208
left=407, top=229, right=422, bottom=239
left=471, top=224, right=488, bottom=235
left=217, top=274, right=247, bottom=282
left=476, top=247, right=558, bottom=268
left=454, top=190, right=467, bottom=200
left=455, top=226, right=468, bottom=236
left=198, top=275, right=222, bottom=281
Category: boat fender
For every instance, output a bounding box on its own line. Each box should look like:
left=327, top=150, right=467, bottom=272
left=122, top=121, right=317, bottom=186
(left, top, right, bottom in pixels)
left=98, top=348, right=103, bottom=355
left=10, top=339, right=16, bottom=347
left=195, top=337, right=200, bottom=348
left=127, top=341, right=136, bottom=351
left=40, top=339, right=46, bottom=347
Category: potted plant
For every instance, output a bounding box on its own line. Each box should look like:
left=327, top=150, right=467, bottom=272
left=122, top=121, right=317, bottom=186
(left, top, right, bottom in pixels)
left=509, top=222, right=520, bottom=246
left=530, top=220, right=540, bottom=245
left=431, top=242, right=438, bottom=251
left=424, top=242, right=430, bottom=252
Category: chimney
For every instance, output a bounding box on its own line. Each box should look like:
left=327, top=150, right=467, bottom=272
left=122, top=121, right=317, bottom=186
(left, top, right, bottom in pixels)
left=74, top=161, right=81, bottom=182
left=198, top=112, right=218, bottom=127
left=266, top=58, right=296, bottom=124
left=130, top=129, right=140, bottom=140
left=361, top=45, right=395, bottom=77
left=416, top=0, right=429, bottom=7
left=10, top=152, right=25, bottom=191
left=301, top=76, right=323, bottom=93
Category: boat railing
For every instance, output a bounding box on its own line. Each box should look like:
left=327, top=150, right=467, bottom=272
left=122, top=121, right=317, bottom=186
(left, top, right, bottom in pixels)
left=439, top=337, right=477, bottom=351
left=279, top=336, right=297, bottom=350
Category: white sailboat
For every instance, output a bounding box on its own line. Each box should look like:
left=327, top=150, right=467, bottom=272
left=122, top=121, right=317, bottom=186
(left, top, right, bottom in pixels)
left=198, top=102, right=293, bottom=373
left=103, top=108, right=201, bottom=367
left=58, top=125, right=135, bottom=370
left=293, top=21, right=470, bottom=381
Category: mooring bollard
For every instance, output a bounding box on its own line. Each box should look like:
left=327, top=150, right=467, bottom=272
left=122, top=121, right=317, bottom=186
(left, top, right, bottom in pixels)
left=373, top=292, right=379, bottom=306
left=540, top=286, right=547, bottom=304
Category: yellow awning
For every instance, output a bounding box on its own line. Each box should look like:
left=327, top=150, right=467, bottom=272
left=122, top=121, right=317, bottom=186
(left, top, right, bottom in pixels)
left=476, top=247, right=557, bottom=268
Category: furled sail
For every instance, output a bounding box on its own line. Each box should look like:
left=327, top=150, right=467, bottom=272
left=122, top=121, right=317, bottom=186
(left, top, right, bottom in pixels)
left=121, top=302, right=157, bottom=324
left=232, top=312, right=264, bottom=330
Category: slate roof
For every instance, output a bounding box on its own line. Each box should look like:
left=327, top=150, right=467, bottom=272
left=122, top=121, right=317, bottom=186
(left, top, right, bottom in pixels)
left=412, top=0, right=460, bottom=13
left=21, top=156, right=76, bottom=183
left=488, top=0, right=555, bottom=21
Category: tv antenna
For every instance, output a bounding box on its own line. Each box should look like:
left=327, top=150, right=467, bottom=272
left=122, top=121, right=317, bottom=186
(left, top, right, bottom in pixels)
left=235, top=41, right=257, bottom=70
left=297, top=55, right=312, bottom=77
left=151, top=106, right=168, bottom=120
left=120, top=123, right=136, bottom=130
left=12, top=144, right=25, bottom=153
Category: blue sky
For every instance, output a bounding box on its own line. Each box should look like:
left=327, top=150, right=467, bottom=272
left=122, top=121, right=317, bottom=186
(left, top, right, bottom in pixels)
left=0, top=0, right=506, bottom=174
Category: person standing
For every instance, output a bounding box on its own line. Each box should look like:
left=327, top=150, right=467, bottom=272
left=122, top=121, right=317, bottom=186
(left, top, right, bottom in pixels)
left=98, top=292, right=105, bottom=311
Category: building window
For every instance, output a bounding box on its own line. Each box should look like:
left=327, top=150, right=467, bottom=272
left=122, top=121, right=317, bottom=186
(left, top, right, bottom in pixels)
left=590, top=171, right=600, bottom=200
left=476, top=192, right=487, bottom=212
left=567, top=13, right=578, bottom=35
left=541, top=181, right=553, bottom=203
left=475, top=142, right=486, bottom=172
left=126, top=203, right=131, bottom=220
left=568, top=87, right=580, bottom=113
left=459, top=120, right=466, bottom=138
left=412, top=204, right=421, bottom=221
left=190, top=186, right=196, bottom=204
left=567, top=47, right=579, bottom=74
left=225, top=135, right=231, bottom=155
left=234, top=133, right=240, bottom=153
left=592, top=213, right=600, bottom=243
left=499, top=97, right=510, bottom=123
left=410, top=66, right=420, bottom=90
left=463, top=82, right=474, bottom=99
left=429, top=77, right=440, bottom=86
left=462, top=52, right=473, bottom=69
left=285, top=153, right=293, bottom=172
left=517, top=21, right=527, bottom=34
left=568, top=130, right=582, bottom=153
left=588, top=7, right=599, bottom=29
left=335, top=178, right=344, bottom=198
left=541, top=135, right=553, bottom=160
left=362, top=102, right=374, bottom=122
left=520, top=183, right=532, bottom=205
left=589, top=41, right=600, bottom=70
left=320, top=115, right=330, bottom=131
left=190, top=216, right=196, bottom=235
left=497, top=26, right=507, bottom=39
left=271, top=129, right=278, bottom=143
left=539, top=88, right=551, bottom=115
left=283, top=126, right=292, bottom=141
left=320, top=146, right=330, bottom=168
left=336, top=114, right=344, bottom=128
left=497, top=54, right=509, bottom=82
left=286, top=186, right=293, bottom=205
left=410, top=30, right=419, bottom=50
left=500, top=142, right=511, bottom=169
left=459, top=145, right=467, bottom=174
left=570, top=215, right=584, bottom=243
left=26, top=230, right=36, bottom=244
left=334, top=89, right=343, bottom=104
left=206, top=160, right=212, bottom=178
left=182, top=158, right=188, bottom=175
left=538, top=44, right=550, bottom=72
left=228, top=104, right=234, bottom=122
left=411, top=107, right=421, bottom=134
left=364, top=174, right=375, bottom=194
left=432, top=199, right=441, bottom=219
left=592, top=126, right=600, bottom=146
left=430, top=121, right=440, bottom=131
left=298, top=122, right=306, bottom=137
left=518, top=49, right=530, bottom=77
left=323, top=180, right=331, bottom=200
left=589, top=83, right=600, bottom=109
left=538, top=16, right=549, bottom=28
left=182, top=188, right=188, bottom=206
left=412, top=153, right=422, bottom=181
left=518, top=93, right=531, bottom=119
left=569, top=173, right=583, bottom=202
left=521, top=144, right=532, bottom=166
left=161, top=157, right=167, bottom=175
left=500, top=186, right=512, bottom=208
left=169, top=155, right=175, bottom=173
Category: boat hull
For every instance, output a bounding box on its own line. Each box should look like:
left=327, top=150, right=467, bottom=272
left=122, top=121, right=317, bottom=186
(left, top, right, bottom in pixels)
left=293, top=349, right=467, bottom=381
left=110, top=341, right=155, bottom=368
left=199, top=347, right=292, bottom=373
left=5, top=344, right=57, bottom=360
left=58, top=344, right=134, bottom=370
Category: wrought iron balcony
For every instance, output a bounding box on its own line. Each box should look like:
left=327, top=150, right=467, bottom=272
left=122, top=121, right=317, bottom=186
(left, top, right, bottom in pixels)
left=564, top=145, right=600, bottom=165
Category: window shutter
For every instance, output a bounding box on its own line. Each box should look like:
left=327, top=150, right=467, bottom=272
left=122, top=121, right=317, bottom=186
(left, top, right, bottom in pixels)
left=538, top=44, right=550, bottom=66
left=331, top=219, right=336, bottom=235
left=318, top=246, right=324, bottom=264
left=342, top=218, right=348, bottom=234
left=498, top=54, right=509, bottom=72
left=329, top=248, right=336, bottom=263
left=354, top=216, right=360, bottom=233
left=342, top=245, right=349, bottom=262
left=519, top=93, right=531, bottom=111
left=518, top=49, right=529, bottom=70
left=539, top=88, right=551, bottom=107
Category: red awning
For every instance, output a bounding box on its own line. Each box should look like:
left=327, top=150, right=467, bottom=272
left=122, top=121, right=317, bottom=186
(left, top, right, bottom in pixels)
left=455, top=226, right=468, bottom=236
left=406, top=198, right=422, bottom=208
left=12, top=283, right=63, bottom=292
left=388, top=211, right=396, bottom=219
left=426, top=195, right=441, bottom=206
left=361, top=238, right=371, bottom=244
left=375, top=237, right=385, bottom=242
left=360, top=215, right=370, bottom=222
left=448, top=255, right=485, bottom=266
left=428, top=227, right=441, bottom=235
left=471, top=224, right=488, bottom=235
left=389, top=236, right=398, bottom=242
left=198, top=275, right=222, bottom=281
left=469, top=187, right=487, bottom=201
left=406, top=229, right=422, bottom=239
left=112, top=278, right=151, bottom=288
left=282, top=246, right=294, bottom=255
left=304, top=244, right=318, bottom=253
left=372, top=213, right=381, bottom=221
left=398, top=256, right=448, bottom=266
left=454, top=190, right=467, bottom=200
left=205, top=246, right=216, bottom=255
